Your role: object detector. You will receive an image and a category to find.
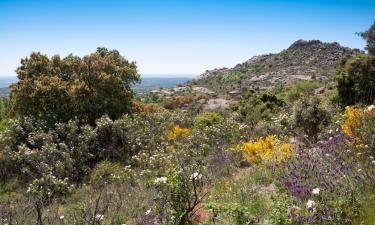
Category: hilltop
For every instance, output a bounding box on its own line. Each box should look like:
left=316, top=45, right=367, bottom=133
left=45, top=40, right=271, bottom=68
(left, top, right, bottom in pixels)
left=192, top=40, right=361, bottom=93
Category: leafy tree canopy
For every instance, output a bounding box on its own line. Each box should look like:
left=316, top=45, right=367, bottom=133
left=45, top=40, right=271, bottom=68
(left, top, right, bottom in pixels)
left=358, top=21, right=375, bottom=55
left=11, top=48, right=141, bottom=126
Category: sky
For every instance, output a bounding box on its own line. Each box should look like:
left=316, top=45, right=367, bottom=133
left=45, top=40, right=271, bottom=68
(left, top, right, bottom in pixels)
left=0, top=0, right=374, bottom=77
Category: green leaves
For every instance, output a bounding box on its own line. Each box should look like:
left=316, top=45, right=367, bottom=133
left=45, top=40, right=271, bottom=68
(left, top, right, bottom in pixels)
left=11, top=48, right=141, bottom=126
left=337, top=54, right=375, bottom=106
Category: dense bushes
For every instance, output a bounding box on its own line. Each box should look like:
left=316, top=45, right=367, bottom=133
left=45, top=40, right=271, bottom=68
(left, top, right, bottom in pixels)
left=194, top=112, right=223, bottom=127
left=235, top=90, right=285, bottom=124
left=239, top=135, right=293, bottom=164
left=162, top=95, right=196, bottom=110
left=11, top=48, right=140, bottom=126
left=337, top=54, right=375, bottom=106
left=292, top=97, right=331, bottom=142
left=0, top=118, right=98, bottom=183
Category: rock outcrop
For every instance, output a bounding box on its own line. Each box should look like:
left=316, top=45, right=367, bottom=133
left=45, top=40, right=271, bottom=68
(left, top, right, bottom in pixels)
left=193, top=40, right=361, bottom=92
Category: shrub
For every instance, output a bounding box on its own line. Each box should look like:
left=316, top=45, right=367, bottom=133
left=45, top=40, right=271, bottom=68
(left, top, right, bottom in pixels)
left=167, top=125, right=190, bottom=141
left=0, top=117, right=98, bottom=183
left=207, top=167, right=273, bottom=224
left=337, top=54, right=375, bottom=106
left=342, top=105, right=375, bottom=156
left=279, top=133, right=364, bottom=224
left=341, top=106, right=364, bottom=138
left=162, top=95, right=196, bottom=110
left=0, top=97, right=12, bottom=121
left=292, top=97, right=331, bottom=142
left=11, top=48, right=140, bottom=126
left=282, top=81, right=321, bottom=102
left=194, top=112, right=223, bottom=127
left=237, top=91, right=285, bottom=125
left=239, top=135, right=293, bottom=164
left=140, top=103, right=165, bottom=113
left=90, top=161, right=131, bottom=186
left=95, top=113, right=169, bottom=162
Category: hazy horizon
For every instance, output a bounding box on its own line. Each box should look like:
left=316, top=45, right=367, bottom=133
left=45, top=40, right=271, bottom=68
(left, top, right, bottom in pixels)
left=0, top=74, right=197, bottom=78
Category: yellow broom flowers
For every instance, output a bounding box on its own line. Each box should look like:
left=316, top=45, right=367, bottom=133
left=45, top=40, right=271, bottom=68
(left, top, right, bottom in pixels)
left=168, top=125, right=190, bottom=141
left=239, top=135, right=293, bottom=164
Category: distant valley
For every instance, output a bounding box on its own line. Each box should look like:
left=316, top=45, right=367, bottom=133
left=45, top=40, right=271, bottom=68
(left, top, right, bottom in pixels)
left=0, top=76, right=193, bottom=97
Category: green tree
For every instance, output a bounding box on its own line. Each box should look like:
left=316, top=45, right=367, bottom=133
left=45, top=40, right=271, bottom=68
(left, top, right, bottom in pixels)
left=337, top=22, right=375, bottom=106
left=337, top=54, right=375, bottom=106
left=358, top=21, right=375, bottom=55
left=11, top=48, right=140, bottom=126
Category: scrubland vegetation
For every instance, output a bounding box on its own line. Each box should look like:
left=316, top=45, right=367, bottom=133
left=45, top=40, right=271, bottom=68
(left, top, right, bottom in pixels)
left=0, top=23, right=375, bottom=225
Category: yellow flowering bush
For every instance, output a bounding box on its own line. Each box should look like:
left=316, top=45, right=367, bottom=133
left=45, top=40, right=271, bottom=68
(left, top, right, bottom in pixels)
left=168, top=125, right=190, bottom=141
left=341, top=107, right=364, bottom=138
left=239, top=135, right=293, bottom=164
left=341, top=105, right=375, bottom=154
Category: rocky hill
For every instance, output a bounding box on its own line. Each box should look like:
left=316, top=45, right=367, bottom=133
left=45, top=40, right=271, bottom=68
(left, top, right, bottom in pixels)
left=194, top=40, right=361, bottom=93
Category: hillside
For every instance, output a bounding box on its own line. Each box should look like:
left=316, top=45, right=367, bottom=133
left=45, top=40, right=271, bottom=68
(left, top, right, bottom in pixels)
left=193, top=40, right=360, bottom=93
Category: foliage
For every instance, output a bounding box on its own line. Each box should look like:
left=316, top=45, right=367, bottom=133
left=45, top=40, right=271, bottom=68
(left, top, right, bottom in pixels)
left=239, top=135, right=293, bottom=164
left=235, top=90, right=285, bottom=125
left=0, top=117, right=97, bottom=183
left=194, top=112, right=223, bottom=127
left=162, top=95, right=196, bottom=110
left=207, top=167, right=274, bottom=224
left=293, top=96, right=331, bottom=142
left=0, top=97, right=12, bottom=121
left=342, top=105, right=375, bottom=156
left=280, top=81, right=322, bottom=102
left=11, top=48, right=140, bottom=126
left=337, top=54, right=375, bottom=106
left=90, top=161, right=131, bottom=186
left=167, top=125, right=191, bottom=141
left=269, top=190, right=294, bottom=225
left=341, top=106, right=364, bottom=138
left=358, top=21, right=375, bottom=55
left=278, top=133, right=365, bottom=224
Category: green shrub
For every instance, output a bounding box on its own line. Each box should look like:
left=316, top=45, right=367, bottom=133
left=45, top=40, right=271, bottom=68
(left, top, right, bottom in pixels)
left=90, top=161, right=130, bottom=186
left=292, top=96, right=331, bottom=142
left=194, top=112, right=223, bottom=127
left=282, top=81, right=321, bottom=102
left=236, top=91, right=285, bottom=124
left=337, top=54, right=375, bottom=106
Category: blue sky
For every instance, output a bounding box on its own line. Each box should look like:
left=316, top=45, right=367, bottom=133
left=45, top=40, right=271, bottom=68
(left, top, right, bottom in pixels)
left=0, top=0, right=374, bottom=77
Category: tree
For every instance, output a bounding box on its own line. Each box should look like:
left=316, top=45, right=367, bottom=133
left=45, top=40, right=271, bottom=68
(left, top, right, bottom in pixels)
left=337, top=54, right=375, bottom=106
left=337, top=22, right=375, bottom=106
left=11, top=48, right=140, bottom=126
left=358, top=21, right=375, bottom=55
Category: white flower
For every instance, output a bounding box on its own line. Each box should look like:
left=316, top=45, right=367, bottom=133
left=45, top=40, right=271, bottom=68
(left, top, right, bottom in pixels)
left=59, top=215, right=65, bottom=220
left=312, top=188, right=320, bottom=195
left=366, top=105, right=375, bottom=112
left=306, top=200, right=316, bottom=209
left=154, top=177, right=167, bottom=184
left=190, top=172, right=201, bottom=180
left=372, top=161, right=375, bottom=165
left=145, top=208, right=152, bottom=215
left=95, top=214, right=104, bottom=221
